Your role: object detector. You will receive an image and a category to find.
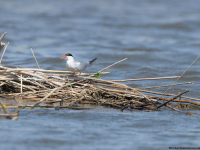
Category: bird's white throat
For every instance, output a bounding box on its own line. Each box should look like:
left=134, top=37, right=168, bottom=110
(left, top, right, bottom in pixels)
left=65, top=56, right=78, bottom=72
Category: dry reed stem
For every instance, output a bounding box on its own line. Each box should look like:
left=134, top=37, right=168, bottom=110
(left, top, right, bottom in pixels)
left=5, top=68, right=110, bottom=75
left=111, top=76, right=180, bottom=82
left=0, top=32, right=6, bottom=52
left=12, top=110, right=20, bottom=120
left=2, top=105, right=92, bottom=110
left=20, top=74, right=22, bottom=93
left=30, top=47, right=40, bottom=69
left=150, top=96, right=200, bottom=106
left=0, top=114, right=18, bottom=117
left=0, top=100, right=8, bottom=114
left=0, top=42, right=9, bottom=64
left=156, top=100, right=179, bottom=111
left=66, top=76, right=73, bottom=91
left=138, top=81, right=194, bottom=89
left=84, top=77, right=132, bottom=90
left=158, top=55, right=200, bottom=99
left=157, top=89, right=190, bottom=109
left=138, top=89, right=200, bottom=101
left=93, top=58, right=127, bottom=75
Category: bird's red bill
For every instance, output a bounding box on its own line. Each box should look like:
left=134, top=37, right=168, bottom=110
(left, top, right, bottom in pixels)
left=61, top=55, right=67, bottom=59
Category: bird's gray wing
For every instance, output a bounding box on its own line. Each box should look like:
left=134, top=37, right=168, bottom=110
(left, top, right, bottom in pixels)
left=74, top=61, right=89, bottom=71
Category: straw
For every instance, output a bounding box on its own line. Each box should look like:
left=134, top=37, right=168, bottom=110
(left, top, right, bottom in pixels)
left=30, top=47, right=40, bottom=69
left=0, top=42, right=9, bottom=64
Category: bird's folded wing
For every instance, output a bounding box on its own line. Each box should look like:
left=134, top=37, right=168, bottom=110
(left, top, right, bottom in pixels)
left=74, top=61, right=89, bottom=71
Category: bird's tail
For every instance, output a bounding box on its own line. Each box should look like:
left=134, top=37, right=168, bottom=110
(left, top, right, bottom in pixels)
left=88, top=58, right=97, bottom=67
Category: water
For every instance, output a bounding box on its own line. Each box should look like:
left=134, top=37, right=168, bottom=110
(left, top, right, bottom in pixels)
left=1, top=0, right=200, bottom=149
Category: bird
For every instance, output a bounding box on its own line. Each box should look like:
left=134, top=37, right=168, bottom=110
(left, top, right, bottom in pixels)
left=61, top=53, right=97, bottom=77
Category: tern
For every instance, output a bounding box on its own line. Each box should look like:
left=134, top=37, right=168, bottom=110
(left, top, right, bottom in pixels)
left=61, top=53, right=97, bottom=76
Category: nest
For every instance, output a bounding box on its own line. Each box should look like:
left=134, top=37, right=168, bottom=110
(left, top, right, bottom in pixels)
left=1, top=64, right=200, bottom=117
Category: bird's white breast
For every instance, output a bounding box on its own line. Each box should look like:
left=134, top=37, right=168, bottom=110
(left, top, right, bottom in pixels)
left=66, top=59, right=79, bottom=72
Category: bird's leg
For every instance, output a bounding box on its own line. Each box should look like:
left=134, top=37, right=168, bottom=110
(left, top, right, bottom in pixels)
left=69, top=72, right=75, bottom=77
left=77, top=72, right=81, bottom=77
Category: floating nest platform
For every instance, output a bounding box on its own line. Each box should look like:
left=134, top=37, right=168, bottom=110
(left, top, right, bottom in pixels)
left=1, top=65, right=200, bottom=119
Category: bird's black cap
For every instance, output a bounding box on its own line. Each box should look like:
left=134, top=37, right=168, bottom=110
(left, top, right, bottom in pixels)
left=65, top=53, right=73, bottom=57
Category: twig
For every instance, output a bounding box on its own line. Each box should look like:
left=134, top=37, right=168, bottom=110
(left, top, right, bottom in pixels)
left=0, top=66, right=110, bottom=75
left=20, top=74, right=22, bottom=93
left=138, top=81, right=194, bottom=89
left=0, top=100, right=8, bottom=114
left=2, top=105, right=91, bottom=110
left=111, top=76, right=180, bottom=82
left=66, top=76, right=73, bottom=91
left=156, top=100, right=179, bottom=111
left=30, top=47, right=40, bottom=69
left=157, top=89, right=190, bottom=109
left=138, top=89, right=200, bottom=101
left=96, top=58, right=127, bottom=74
left=150, top=96, right=200, bottom=106
left=0, top=114, right=18, bottom=117
left=0, top=42, right=9, bottom=64
left=158, top=55, right=200, bottom=99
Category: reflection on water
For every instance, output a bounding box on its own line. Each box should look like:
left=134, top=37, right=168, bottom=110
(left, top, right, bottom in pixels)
left=1, top=0, right=200, bottom=149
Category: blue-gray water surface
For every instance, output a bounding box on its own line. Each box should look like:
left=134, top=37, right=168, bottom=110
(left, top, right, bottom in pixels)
left=1, top=0, right=200, bottom=149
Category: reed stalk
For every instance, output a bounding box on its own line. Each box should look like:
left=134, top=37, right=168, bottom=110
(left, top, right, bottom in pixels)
left=91, top=58, right=127, bottom=77
left=157, top=89, right=190, bottom=109
left=111, top=76, right=180, bottom=82
left=0, top=42, right=9, bottom=64
left=0, top=100, right=8, bottom=114
left=158, top=55, right=200, bottom=99
left=30, top=47, right=40, bottom=69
